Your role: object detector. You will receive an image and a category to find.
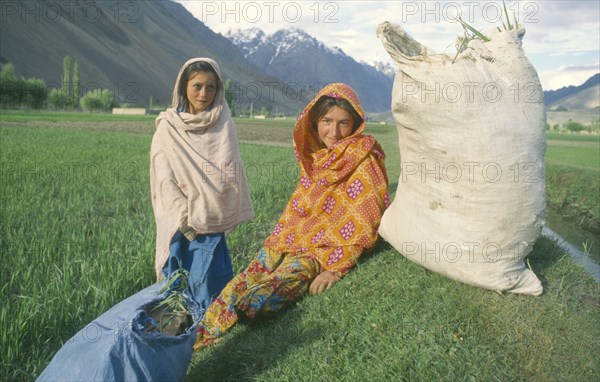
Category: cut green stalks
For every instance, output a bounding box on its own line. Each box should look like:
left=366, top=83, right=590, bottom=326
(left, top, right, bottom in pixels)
left=148, top=267, right=192, bottom=333
left=453, top=0, right=520, bottom=63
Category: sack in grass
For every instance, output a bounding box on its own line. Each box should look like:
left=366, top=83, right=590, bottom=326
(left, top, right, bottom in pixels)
left=376, top=19, right=546, bottom=295
left=37, top=273, right=202, bottom=382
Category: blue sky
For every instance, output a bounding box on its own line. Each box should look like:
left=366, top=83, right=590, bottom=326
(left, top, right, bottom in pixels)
left=179, top=0, right=600, bottom=91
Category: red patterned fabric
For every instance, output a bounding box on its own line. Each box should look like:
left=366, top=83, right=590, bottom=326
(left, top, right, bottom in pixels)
left=263, top=83, right=390, bottom=277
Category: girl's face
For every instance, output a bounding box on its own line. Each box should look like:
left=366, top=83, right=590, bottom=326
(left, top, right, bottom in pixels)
left=186, top=71, right=217, bottom=114
left=317, top=106, right=355, bottom=148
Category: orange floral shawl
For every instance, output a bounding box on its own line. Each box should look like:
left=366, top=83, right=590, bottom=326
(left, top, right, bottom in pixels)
left=263, top=83, right=390, bottom=277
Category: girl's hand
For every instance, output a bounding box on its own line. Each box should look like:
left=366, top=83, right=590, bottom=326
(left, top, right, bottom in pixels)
left=309, top=271, right=340, bottom=295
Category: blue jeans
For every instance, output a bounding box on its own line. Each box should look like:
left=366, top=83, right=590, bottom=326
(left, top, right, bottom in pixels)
left=163, top=232, right=233, bottom=310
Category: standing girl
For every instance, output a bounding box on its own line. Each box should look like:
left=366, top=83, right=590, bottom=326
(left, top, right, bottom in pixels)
left=150, top=58, right=254, bottom=309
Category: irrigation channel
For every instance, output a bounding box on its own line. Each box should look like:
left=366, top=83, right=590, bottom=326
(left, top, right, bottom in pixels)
left=543, top=209, right=600, bottom=282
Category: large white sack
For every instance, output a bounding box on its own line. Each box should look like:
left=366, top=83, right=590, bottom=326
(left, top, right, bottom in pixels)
left=377, top=21, right=546, bottom=295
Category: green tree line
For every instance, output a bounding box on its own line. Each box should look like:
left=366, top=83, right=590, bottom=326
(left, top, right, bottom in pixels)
left=0, top=56, right=115, bottom=111
left=0, top=63, right=47, bottom=109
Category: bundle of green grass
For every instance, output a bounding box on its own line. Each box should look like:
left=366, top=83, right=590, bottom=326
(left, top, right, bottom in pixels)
left=376, top=12, right=545, bottom=295
left=143, top=269, right=194, bottom=336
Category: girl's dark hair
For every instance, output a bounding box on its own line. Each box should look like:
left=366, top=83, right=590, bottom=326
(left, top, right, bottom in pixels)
left=309, top=96, right=363, bottom=133
left=176, top=61, right=220, bottom=111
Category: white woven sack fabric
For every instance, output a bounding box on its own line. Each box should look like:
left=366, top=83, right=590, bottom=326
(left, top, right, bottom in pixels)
left=377, top=21, right=546, bottom=295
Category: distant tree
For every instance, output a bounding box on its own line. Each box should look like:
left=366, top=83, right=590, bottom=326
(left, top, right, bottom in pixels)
left=564, top=120, right=585, bottom=132
left=0, top=63, right=47, bottom=109
left=238, top=106, right=250, bottom=117
left=60, top=55, right=82, bottom=109
left=62, top=56, right=72, bottom=100
left=72, top=60, right=80, bottom=107
left=48, top=88, right=70, bottom=109
left=24, top=77, right=47, bottom=109
left=0, top=63, right=18, bottom=107
left=224, top=79, right=235, bottom=116
left=0, top=63, right=16, bottom=80
left=80, top=88, right=115, bottom=112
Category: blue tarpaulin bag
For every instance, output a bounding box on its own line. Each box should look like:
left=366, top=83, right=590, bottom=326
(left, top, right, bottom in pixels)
left=37, top=233, right=233, bottom=381
left=36, top=282, right=202, bottom=382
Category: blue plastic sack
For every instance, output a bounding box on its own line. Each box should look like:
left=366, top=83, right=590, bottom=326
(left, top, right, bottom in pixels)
left=37, top=282, right=201, bottom=382
left=37, top=232, right=235, bottom=381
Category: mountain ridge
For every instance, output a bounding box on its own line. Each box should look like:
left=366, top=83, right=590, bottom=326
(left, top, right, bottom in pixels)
left=0, top=0, right=310, bottom=114
left=225, top=27, right=393, bottom=113
left=0, top=0, right=596, bottom=115
left=545, top=73, right=599, bottom=110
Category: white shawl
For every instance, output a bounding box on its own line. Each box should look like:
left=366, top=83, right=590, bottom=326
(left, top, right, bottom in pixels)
left=150, top=58, right=254, bottom=279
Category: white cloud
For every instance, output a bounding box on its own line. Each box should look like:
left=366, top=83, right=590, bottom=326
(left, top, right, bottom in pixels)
left=177, top=0, right=600, bottom=89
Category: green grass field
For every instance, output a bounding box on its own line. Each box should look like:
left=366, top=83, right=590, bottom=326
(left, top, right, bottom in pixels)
left=546, top=133, right=600, bottom=171
left=1, top=111, right=599, bottom=381
left=544, top=132, right=600, bottom=240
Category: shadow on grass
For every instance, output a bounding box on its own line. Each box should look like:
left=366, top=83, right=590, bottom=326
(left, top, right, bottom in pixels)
left=187, top=306, right=324, bottom=381
left=355, top=239, right=395, bottom=268
left=527, top=236, right=561, bottom=286
left=527, top=234, right=598, bottom=290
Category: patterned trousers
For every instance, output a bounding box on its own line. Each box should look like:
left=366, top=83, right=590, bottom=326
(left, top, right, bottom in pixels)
left=194, top=248, right=321, bottom=349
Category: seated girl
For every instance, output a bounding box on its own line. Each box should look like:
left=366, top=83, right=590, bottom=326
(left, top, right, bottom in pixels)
left=195, top=83, right=389, bottom=348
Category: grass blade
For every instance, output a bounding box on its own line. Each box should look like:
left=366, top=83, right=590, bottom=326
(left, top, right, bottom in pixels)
left=503, top=0, right=513, bottom=30
left=458, top=17, right=491, bottom=42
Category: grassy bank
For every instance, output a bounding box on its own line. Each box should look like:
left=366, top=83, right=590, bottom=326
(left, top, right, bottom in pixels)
left=188, top=237, right=599, bottom=381
left=545, top=132, right=600, bottom=233
left=0, top=113, right=598, bottom=381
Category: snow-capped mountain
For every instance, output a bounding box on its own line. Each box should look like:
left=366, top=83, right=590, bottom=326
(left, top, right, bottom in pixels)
left=226, top=27, right=393, bottom=113
left=368, top=61, right=396, bottom=80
